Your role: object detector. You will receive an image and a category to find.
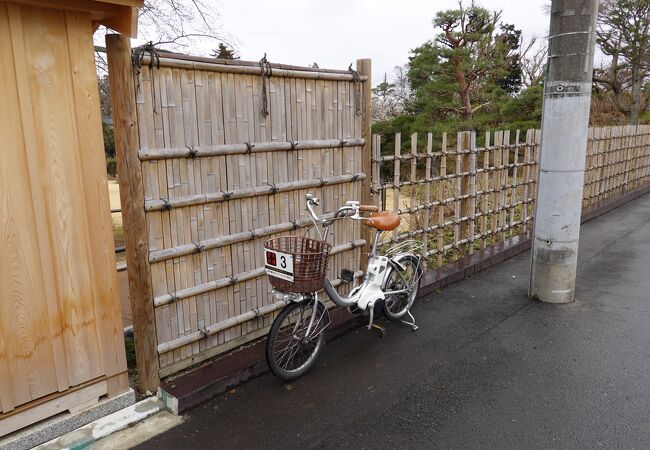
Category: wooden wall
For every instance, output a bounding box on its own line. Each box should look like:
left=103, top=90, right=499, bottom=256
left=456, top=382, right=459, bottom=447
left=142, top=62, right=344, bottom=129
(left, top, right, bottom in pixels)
left=115, top=50, right=371, bottom=379
left=0, top=2, right=127, bottom=436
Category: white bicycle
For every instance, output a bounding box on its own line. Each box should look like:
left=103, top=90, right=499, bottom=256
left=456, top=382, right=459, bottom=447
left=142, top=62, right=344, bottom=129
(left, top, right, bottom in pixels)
left=263, top=193, right=423, bottom=381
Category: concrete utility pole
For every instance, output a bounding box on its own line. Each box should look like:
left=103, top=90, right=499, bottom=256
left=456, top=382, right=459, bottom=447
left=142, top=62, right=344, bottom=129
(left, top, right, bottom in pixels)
left=529, top=0, right=599, bottom=304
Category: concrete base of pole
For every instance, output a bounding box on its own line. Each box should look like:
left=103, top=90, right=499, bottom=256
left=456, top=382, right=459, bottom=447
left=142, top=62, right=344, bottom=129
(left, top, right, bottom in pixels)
left=529, top=239, right=578, bottom=304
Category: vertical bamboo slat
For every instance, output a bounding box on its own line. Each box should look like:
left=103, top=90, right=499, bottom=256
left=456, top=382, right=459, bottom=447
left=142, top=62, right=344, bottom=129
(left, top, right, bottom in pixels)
left=468, top=132, right=477, bottom=254
left=357, top=59, right=372, bottom=268
left=437, top=133, right=447, bottom=267
left=393, top=132, right=401, bottom=238
left=423, top=133, right=433, bottom=266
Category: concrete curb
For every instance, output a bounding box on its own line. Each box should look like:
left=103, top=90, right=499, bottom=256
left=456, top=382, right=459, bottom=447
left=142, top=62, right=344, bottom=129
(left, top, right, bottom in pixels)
left=33, top=397, right=164, bottom=450
left=0, top=390, right=135, bottom=450
left=157, top=186, right=650, bottom=415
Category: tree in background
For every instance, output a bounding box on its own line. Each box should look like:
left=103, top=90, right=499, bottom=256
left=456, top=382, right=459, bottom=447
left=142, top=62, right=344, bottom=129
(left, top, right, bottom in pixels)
left=595, top=0, right=650, bottom=124
left=211, top=43, right=238, bottom=59
left=372, top=66, right=412, bottom=122
left=373, top=1, right=526, bottom=140
left=519, top=36, right=547, bottom=88
left=407, top=2, right=521, bottom=128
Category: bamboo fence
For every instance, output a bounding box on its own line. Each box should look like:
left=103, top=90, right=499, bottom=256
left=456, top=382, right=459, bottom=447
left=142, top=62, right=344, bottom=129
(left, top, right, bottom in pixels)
left=372, top=125, right=650, bottom=269
left=118, top=49, right=372, bottom=378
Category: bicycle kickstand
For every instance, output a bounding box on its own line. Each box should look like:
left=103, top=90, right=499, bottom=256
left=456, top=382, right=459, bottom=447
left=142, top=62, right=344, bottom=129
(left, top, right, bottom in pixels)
left=367, top=303, right=386, bottom=338
left=400, top=310, right=418, bottom=331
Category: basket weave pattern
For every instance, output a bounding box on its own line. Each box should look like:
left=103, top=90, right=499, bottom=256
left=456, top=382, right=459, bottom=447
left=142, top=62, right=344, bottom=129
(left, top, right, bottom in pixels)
left=264, top=236, right=331, bottom=293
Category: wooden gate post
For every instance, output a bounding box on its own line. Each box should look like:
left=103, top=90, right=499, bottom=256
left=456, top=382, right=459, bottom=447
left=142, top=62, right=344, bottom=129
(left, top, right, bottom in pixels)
left=357, top=59, right=372, bottom=266
left=106, top=34, right=160, bottom=393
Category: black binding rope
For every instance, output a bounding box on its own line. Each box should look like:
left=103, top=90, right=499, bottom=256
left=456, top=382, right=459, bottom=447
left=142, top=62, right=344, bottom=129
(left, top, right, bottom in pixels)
left=269, top=183, right=279, bottom=194
left=192, top=241, right=202, bottom=254
left=348, top=64, right=362, bottom=116
left=199, top=327, right=209, bottom=338
left=244, top=142, right=254, bottom=154
left=160, top=197, right=172, bottom=211
left=288, top=140, right=297, bottom=151
left=132, top=42, right=161, bottom=111
left=221, top=190, right=233, bottom=201
left=186, top=145, right=198, bottom=158
left=259, top=53, right=272, bottom=118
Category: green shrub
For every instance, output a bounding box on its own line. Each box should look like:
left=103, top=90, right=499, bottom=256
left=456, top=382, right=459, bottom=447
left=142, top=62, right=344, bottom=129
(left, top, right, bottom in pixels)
left=106, top=158, right=117, bottom=178
left=103, top=122, right=115, bottom=157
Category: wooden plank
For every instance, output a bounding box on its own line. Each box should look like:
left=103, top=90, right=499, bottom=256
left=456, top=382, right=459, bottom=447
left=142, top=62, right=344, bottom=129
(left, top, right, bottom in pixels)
left=0, top=380, right=107, bottom=438
left=22, top=6, right=105, bottom=386
left=65, top=10, right=128, bottom=395
left=107, top=34, right=159, bottom=392
left=0, top=4, right=65, bottom=411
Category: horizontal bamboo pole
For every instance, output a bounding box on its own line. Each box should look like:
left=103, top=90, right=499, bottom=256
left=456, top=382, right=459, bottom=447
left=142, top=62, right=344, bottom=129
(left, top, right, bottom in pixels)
left=153, top=240, right=366, bottom=307
left=139, top=55, right=368, bottom=81
left=149, top=208, right=361, bottom=263
left=139, top=138, right=365, bottom=161
left=145, top=173, right=366, bottom=212
left=155, top=270, right=364, bottom=355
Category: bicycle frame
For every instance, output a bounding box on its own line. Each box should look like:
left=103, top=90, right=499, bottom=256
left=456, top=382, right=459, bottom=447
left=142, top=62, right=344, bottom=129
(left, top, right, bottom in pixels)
left=302, top=195, right=416, bottom=322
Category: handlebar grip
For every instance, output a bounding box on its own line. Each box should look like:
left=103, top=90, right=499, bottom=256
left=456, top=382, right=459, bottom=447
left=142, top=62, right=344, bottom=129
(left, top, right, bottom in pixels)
left=359, top=205, right=380, bottom=213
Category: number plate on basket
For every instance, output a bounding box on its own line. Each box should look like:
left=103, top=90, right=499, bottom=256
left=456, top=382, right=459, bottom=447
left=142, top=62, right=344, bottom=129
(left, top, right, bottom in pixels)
left=264, top=249, right=294, bottom=282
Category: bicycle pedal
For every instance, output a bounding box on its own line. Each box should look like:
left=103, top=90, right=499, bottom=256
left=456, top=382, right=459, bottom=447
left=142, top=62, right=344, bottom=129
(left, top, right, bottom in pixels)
left=370, top=323, right=386, bottom=338
left=340, top=269, right=354, bottom=283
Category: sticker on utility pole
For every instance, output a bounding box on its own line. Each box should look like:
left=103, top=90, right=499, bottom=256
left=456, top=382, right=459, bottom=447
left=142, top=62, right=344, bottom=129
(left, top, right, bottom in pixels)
left=264, top=249, right=294, bottom=282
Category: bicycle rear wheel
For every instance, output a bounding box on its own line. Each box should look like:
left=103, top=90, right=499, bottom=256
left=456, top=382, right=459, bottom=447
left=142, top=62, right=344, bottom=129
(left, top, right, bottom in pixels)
left=382, top=255, right=422, bottom=321
left=266, top=299, right=329, bottom=381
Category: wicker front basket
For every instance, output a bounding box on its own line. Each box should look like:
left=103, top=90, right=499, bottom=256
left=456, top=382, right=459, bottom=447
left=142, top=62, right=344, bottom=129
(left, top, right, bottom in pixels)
left=264, top=236, right=331, bottom=293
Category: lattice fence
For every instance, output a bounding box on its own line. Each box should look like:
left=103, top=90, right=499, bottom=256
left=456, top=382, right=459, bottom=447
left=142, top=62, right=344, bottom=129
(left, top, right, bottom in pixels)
left=372, top=125, right=650, bottom=269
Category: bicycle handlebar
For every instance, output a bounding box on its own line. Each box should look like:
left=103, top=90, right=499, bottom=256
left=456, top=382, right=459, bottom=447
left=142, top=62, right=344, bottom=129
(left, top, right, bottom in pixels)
left=306, top=193, right=373, bottom=226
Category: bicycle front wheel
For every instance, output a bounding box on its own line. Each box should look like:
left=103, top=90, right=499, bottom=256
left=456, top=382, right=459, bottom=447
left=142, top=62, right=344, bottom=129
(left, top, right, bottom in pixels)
left=382, top=255, right=422, bottom=321
left=266, top=299, right=329, bottom=381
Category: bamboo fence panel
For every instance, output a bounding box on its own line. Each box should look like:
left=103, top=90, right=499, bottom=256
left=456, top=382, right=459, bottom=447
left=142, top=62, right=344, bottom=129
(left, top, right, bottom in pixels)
left=129, top=54, right=368, bottom=376
left=372, top=126, right=650, bottom=268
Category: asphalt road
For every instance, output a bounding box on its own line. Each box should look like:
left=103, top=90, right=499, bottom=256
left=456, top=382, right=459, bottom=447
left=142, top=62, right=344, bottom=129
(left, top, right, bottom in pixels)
left=136, top=193, right=650, bottom=450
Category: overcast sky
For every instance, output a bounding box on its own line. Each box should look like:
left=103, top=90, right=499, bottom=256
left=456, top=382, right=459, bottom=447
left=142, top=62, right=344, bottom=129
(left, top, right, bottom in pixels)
left=199, top=0, right=551, bottom=84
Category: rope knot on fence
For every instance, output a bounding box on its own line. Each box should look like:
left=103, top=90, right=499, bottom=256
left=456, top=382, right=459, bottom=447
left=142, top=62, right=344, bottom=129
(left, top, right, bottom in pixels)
left=348, top=63, right=362, bottom=116
left=160, top=197, right=172, bottom=211
left=259, top=53, right=272, bottom=117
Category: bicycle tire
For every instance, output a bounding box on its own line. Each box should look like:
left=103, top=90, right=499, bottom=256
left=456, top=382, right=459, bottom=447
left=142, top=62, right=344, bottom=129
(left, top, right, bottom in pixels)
left=266, top=299, right=329, bottom=381
left=382, top=254, right=422, bottom=321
